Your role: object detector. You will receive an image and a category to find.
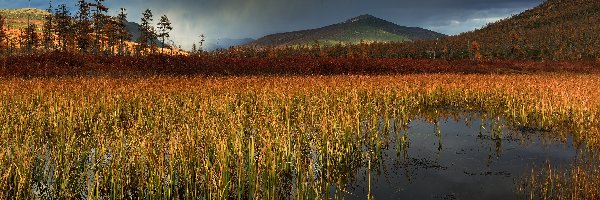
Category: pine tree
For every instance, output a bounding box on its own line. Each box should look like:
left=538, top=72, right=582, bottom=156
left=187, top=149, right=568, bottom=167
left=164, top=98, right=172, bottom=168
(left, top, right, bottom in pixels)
left=22, top=24, right=39, bottom=52
left=115, top=8, right=132, bottom=55
left=91, top=0, right=108, bottom=53
left=199, top=34, right=206, bottom=51
left=137, top=9, right=156, bottom=55
left=55, top=4, right=73, bottom=51
left=104, top=17, right=117, bottom=55
left=157, top=15, right=173, bottom=53
left=42, top=3, right=55, bottom=50
left=76, top=0, right=92, bottom=53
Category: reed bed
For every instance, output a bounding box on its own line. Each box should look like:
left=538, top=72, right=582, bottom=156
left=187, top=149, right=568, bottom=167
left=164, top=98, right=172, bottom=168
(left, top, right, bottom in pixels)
left=518, top=157, right=600, bottom=200
left=0, top=74, right=599, bottom=199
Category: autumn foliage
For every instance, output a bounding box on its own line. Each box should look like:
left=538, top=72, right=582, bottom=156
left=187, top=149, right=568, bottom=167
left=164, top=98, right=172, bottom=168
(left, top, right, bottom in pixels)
left=0, top=0, right=598, bottom=77
left=0, top=52, right=598, bottom=77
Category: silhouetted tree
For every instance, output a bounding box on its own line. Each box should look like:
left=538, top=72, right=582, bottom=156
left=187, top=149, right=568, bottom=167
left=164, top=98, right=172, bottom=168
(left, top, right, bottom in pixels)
left=137, top=9, right=156, bottom=55
left=157, top=14, right=172, bottom=53
left=115, top=8, right=132, bottom=55
left=91, top=0, right=108, bottom=53
left=191, top=43, right=197, bottom=54
left=76, top=0, right=92, bottom=53
left=199, top=34, right=205, bottom=51
left=104, top=17, right=117, bottom=55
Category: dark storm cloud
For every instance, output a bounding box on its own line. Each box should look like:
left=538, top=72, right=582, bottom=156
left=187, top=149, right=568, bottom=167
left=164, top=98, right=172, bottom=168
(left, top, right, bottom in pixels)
left=3, top=0, right=544, bottom=49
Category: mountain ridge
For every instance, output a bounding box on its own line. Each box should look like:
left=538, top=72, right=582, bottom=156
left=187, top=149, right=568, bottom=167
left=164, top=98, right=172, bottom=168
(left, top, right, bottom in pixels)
left=447, top=0, right=600, bottom=60
left=248, top=14, right=446, bottom=47
left=205, top=38, right=255, bottom=51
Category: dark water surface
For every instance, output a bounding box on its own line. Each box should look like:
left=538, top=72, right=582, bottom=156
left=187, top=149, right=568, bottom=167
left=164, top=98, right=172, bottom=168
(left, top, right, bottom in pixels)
left=344, top=116, right=579, bottom=200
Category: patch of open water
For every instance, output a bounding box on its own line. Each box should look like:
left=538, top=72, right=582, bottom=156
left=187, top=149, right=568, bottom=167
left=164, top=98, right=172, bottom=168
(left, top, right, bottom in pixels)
left=343, top=116, right=579, bottom=200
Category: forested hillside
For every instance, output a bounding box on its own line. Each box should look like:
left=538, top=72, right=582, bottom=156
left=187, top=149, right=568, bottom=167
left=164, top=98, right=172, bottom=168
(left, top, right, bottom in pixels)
left=226, top=0, right=599, bottom=61
left=454, top=0, right=600, bottom=60
left=383, top=0, right=600, bottom=60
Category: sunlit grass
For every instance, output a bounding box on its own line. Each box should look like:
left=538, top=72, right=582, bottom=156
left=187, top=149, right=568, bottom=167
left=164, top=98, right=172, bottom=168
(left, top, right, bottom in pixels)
left=0, top=74, right=598, bottom=199
left=518, top=158, right=600, bottom=200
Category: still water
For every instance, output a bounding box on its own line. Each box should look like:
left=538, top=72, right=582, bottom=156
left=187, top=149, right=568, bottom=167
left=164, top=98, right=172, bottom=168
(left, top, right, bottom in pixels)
left=343, top=114, right=579, bottom=199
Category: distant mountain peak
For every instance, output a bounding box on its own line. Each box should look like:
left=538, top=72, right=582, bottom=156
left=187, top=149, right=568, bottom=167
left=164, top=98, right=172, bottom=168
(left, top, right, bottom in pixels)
left=249, top=14, right=446, bottom=47
left=345, top=14, right=380, bottom=23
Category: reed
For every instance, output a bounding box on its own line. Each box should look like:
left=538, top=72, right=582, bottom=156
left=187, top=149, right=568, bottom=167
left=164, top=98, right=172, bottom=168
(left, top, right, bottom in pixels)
left=518, top=157, right=600, bottom=200
left=0, top=74, right=598, bottom=198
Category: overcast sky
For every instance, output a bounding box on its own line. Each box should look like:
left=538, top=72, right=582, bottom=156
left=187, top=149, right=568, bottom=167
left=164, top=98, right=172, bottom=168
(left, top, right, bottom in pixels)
left=2, top=0, right=544, bottom=49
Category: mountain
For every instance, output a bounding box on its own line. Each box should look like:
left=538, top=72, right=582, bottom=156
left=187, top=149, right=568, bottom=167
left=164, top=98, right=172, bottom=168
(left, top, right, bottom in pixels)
left=0, top=8, right=49, bottom=29
left=205, top=38, right=255, bottom=51
left=0, top=8, right=49, bottom=20
left=443, top=0, right=600, bottom=60
left=123, top=21, right=165, bottom=47
left=248, top=14, right=446, bottom=47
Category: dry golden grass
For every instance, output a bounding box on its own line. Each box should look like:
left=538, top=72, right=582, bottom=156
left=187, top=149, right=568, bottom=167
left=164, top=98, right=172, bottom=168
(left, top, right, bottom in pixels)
left=0, top=74, right=598, bottom=199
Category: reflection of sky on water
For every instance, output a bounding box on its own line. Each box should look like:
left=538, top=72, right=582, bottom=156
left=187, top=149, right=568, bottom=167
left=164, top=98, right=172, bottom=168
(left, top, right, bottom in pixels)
left=345, top=116, right=578, bottom=200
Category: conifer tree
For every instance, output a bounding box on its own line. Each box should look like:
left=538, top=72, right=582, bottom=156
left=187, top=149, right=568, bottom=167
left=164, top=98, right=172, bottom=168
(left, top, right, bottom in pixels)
left=157, top=15, right=173, bottom=53
left=199, top=34, right=205, bottom=51
left=42, top=3, right=55, bottom=50
left=92, top=0, right=108, bottom=53
left=76, top=0, right=92, bottom=53
left=115, top=8, right=132, bottom=55
left=55, top=4, right=73, bottom=51
left=104, top=17, right=117, bottom=55
left=22, top=24, right=39, bottom=52
left=137, top=9, right=156, bottom=55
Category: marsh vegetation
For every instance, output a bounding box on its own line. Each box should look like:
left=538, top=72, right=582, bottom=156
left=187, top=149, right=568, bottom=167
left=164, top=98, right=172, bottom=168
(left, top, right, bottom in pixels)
left=0, top=75, right=598, bottom=199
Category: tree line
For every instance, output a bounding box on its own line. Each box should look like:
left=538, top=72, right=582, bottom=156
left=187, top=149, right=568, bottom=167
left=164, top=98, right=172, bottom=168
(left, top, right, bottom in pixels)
left=0, top=0, right=174, bottom=56
left=1, top=0, right=597, bottom=61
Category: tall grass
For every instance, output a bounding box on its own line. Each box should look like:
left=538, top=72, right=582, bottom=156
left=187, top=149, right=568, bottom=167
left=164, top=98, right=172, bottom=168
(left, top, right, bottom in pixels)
left=518, top=156, right=600, bottom=200
left=0, top=74, right=598, bottom=198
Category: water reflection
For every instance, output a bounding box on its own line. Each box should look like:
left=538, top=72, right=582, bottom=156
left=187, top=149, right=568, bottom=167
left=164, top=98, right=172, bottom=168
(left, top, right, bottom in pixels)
left=339, top=111, right=585, bottom=200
